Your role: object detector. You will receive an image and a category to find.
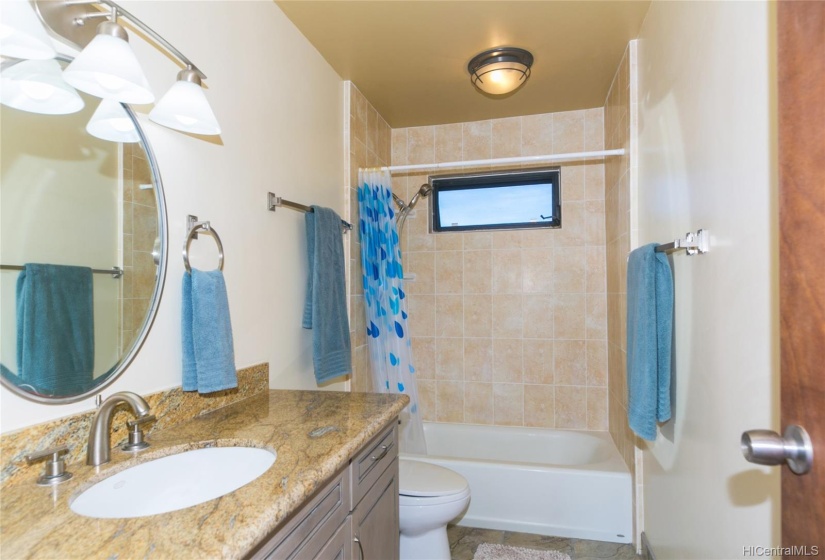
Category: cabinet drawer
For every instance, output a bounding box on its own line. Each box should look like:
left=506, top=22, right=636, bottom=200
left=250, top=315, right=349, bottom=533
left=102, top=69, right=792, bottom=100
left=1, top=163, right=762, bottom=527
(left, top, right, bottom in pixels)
left=350, top=424, right=398, bottom=509
left=250, top=467, right=350, bottom=560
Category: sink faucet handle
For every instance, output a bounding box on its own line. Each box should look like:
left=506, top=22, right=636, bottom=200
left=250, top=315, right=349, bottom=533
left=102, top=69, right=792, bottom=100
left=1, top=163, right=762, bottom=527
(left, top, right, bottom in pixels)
left=25, top=445, right=73, bottom=486
left=122, top=414, right=156, bottom=452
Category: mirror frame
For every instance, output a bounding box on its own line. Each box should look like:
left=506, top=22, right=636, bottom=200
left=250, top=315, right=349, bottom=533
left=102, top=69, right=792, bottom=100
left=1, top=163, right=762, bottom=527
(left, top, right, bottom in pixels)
left=0, top=55, right=168, bottom=404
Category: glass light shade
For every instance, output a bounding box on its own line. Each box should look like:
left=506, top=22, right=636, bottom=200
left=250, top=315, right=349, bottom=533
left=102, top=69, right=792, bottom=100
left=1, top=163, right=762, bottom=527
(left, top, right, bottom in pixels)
left=86, top=98, right=140, bottom=143
left=149, top=80, right=221, bottom=135
left=0, top=0, right=57, bottom=60
left=470, top=62, right=530, bottom=95
left=63, top=33, right=154, bottom=104
left=1, top=59, right=84, bottom=114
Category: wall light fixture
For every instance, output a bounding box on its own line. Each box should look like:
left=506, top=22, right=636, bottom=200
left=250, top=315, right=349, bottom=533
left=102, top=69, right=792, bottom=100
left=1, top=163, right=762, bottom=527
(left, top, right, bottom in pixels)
left=0, top=0, right=221, bottom=138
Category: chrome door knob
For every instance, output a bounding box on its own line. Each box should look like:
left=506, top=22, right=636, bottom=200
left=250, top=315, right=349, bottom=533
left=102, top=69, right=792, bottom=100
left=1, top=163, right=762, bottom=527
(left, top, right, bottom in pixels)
left=741, top=425, right=813, bottom=474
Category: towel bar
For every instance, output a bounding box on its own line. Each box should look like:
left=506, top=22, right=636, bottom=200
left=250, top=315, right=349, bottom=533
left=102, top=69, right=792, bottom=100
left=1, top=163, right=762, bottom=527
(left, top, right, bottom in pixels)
left=654, top=229, right=709, bottom=256
left=183, top=214, right=224, bottom=272
left=267, top=192, right=352, bottom=232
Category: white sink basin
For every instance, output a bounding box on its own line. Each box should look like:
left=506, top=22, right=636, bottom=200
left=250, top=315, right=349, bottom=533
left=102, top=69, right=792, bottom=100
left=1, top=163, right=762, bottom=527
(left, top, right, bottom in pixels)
left=70, top=447, right=276, bottom=519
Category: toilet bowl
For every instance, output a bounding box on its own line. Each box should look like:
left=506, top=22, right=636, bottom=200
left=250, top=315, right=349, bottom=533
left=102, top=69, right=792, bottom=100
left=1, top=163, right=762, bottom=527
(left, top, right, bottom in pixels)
left=399, top=459, right=471, bottom=560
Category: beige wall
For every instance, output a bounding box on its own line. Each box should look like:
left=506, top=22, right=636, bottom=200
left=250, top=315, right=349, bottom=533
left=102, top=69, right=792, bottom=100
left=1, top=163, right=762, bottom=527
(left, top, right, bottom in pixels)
left=637, top=1, right=779, bottom=557
left=1, top=0, right=346, bottom=432
left=346, top=83, right=392, bottom=393
left=391, top=111, right=608, bottom=430
left=604, top=41, right=644, bottom=544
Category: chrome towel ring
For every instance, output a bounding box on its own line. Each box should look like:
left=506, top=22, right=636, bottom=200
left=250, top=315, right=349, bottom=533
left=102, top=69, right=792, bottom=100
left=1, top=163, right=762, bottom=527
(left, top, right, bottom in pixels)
left=183, top=214, right=224, bottom=272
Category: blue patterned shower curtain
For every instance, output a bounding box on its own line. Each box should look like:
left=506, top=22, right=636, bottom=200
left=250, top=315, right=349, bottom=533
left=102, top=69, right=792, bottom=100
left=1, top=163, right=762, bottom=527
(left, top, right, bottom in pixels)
left=358, top=169, right=427, bottom=454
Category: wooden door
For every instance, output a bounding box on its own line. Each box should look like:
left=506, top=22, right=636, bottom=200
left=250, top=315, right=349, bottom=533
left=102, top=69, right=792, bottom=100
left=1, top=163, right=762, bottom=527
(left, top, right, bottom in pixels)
left=778, top=0, right=825, bottom=554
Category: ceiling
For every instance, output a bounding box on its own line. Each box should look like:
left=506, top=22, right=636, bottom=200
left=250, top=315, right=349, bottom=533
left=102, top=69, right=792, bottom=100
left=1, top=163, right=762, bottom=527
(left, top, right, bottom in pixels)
left=276, top=1, right=651, bottom=128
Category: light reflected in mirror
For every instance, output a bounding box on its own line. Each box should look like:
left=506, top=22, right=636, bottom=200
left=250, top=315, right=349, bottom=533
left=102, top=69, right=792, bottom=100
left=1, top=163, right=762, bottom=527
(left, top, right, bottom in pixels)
left=0, top=57, right=166, bottom=403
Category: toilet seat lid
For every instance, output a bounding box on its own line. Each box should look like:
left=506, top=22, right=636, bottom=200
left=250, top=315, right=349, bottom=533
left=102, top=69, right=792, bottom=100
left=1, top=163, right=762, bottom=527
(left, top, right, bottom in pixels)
left=399, top=459, right=469, bottom=497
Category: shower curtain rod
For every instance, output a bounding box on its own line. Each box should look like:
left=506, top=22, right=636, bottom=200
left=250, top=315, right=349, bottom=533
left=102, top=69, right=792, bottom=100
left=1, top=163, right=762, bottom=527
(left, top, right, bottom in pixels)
left=373, top=148, right=625, bottom=174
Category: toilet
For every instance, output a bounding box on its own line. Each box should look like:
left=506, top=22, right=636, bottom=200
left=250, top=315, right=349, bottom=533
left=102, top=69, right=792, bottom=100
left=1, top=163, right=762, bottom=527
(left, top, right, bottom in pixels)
left=398, top=459, right=471, bottom=560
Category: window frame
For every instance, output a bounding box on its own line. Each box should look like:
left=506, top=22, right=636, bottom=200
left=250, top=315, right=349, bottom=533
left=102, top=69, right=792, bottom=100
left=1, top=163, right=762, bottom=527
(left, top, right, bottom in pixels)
left=428, top=167, right=562, bottom=233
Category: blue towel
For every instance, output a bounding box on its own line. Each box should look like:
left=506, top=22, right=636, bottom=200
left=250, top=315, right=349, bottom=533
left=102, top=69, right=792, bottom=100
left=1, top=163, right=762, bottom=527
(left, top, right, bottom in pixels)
left=303, top=206, right=352, bottom=384
left=182, top=269, right=237, bottom=393
left=626, top=244, right=674, bottom=441
left=16, top=263, right=94, bottom=396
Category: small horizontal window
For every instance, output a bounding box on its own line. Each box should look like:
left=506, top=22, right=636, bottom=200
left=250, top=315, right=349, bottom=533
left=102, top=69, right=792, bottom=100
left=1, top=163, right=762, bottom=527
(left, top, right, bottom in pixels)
left=429, top=168, right=561, bottom=233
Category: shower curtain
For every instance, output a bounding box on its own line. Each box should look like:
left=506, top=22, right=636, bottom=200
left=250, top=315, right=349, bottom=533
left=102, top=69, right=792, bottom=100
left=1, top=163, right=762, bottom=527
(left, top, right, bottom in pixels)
left=357, top=169, right=427, bottom=454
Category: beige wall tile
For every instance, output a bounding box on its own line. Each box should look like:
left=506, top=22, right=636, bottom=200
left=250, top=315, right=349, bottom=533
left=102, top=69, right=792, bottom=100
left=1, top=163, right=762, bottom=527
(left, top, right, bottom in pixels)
left=556, top=201, right=586, bottom=247
left=587, top=387, right=608, bottom=430
left=436, top=251, right=463, bottom=294
left=586, top=200, right=606, bottom=246
left=435, top=295, right=464, bottom=338
left=522, top=247, right=554, bottom=293
left=523, top=294, right=554, bottom=339
left=435, top=337, right=464, bottom=380
left=561, top=164, right=585, bottom=201
left=523, top=339, right=554, bottom=385
left=463, top=120, right=492, bottom=161
left=493, top=383, right=524, bottom=426
left=586, top=340, right=608, bottom=387
left=585, top=162, right=606, bottom=201
left=521, top=229, right=554, bottom=249
left=436, top=232, right=463, bottom=251
left=554, top=293, right=586, bottom=339
left=437, top=381, right=465, bottom=422
left=555, top=340, right=587, bottom=386
left=586, top=246, right=607, bottom=293
left=492, top=117, right=522, bottom=159
left=412, top=337, right=436, bottom=380
left=418, top=379, right=436, bottom=421
left=465, top=383, right=493, bottom=424
left=406, top=251, right=435, bottom=294
left=435, top=123, right=463, bottom=163
left=555, top=385, right=587, bottom=429
left=391, top=128, right=408, bottom=166
left=408, top=126, right=435, bottom=165
left=492, top=230, right=522, bottom=250
left=584, top=108, right=605, bottom=152
left=464, top=232, right=492, bottom=250
left=521, top=113, right=553, bottom=156
left=553, top=246, right=586, bottom=293
left=408, top=294, right=435, bottom=337
left=525, top=385, right=555, bottom=428
left=553, top=110, right=585, bottom=154
left=493, top=339, right=523, bottom=383
left=587, top=293, right=608, bottom=341
left=492, top=294, right=523, bottom=338
left=406, top=215, right=436, bottom=252
left=464, top=251, right=492, bottom=293
left=464, top=294, right=492, bottom=338
left=492, top=250, right=522, bottom=293
left=464, top=338, right=493, bottom=382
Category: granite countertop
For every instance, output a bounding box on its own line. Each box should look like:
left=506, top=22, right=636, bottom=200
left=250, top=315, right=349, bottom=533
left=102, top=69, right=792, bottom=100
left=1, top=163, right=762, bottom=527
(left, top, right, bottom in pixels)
left=1, top=390, right=409, bottom=560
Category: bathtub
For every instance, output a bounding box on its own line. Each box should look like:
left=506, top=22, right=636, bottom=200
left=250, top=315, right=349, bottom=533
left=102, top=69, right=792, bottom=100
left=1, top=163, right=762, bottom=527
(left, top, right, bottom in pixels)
left=400, top=422, right=632, bottom=544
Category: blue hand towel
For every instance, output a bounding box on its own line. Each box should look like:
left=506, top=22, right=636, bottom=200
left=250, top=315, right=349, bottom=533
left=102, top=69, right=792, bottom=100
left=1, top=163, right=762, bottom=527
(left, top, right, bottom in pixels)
left=182, top=269, right=237, bottom=394
left=626, top=244, right=674, bottom=441
left=303, top=206, right=352, bottom=384
left=16, top=263, right=94, bottom=396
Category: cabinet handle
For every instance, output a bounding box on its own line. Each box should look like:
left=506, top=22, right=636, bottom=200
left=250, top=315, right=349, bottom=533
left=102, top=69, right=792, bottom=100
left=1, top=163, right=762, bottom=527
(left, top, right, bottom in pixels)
left=371, top=445, right=389, bottom=462
left=354, top=536, right=365, bottom=560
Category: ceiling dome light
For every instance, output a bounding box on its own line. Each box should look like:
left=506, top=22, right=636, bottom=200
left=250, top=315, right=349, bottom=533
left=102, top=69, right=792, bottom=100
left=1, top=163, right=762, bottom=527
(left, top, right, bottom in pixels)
left=0, top=0, right=57, bottom=60
left=468, top=47, right=533, bottom=96
left=86, top=98, right=140, bottom=143
left=149, top=67, right=221, bottom=135
left=63, top=21, right=154, bottom=104
left=1, top=59, right=84, bottom=114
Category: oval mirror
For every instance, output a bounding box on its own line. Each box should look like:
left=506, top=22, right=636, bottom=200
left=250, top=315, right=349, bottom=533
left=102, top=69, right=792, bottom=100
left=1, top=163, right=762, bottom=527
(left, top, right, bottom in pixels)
left=0, top=56, right=167, bottom=404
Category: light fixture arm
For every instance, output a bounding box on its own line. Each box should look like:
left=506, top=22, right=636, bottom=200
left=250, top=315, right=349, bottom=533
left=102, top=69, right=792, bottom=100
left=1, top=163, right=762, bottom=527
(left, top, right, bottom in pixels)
left=34, top=0, right=207, bottom=80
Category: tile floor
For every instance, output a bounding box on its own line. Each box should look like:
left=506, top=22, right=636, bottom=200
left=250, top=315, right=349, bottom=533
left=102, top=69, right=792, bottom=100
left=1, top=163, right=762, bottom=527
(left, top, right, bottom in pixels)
left=448, top=525, right=641, bottom=560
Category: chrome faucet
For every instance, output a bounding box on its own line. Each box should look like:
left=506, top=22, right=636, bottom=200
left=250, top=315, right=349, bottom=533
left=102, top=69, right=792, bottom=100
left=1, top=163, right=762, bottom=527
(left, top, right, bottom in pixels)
left=86, top=391, right=152, bottom=467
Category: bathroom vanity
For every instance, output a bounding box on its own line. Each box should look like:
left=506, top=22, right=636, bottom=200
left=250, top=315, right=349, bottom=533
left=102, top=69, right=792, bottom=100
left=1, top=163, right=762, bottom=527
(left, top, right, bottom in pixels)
left=0, top=390, right=408, bottom=560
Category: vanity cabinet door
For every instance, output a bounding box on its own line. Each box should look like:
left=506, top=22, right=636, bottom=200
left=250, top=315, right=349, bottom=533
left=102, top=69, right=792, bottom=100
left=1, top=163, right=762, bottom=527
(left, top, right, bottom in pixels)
left=314, top=516, right=353, bottom=560
left=351, top=458, right=399, bottom=560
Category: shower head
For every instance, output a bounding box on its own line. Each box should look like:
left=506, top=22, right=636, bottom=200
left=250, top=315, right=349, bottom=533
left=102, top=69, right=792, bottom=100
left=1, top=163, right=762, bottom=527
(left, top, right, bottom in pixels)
left=407, top=183, right=432, bottom=210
